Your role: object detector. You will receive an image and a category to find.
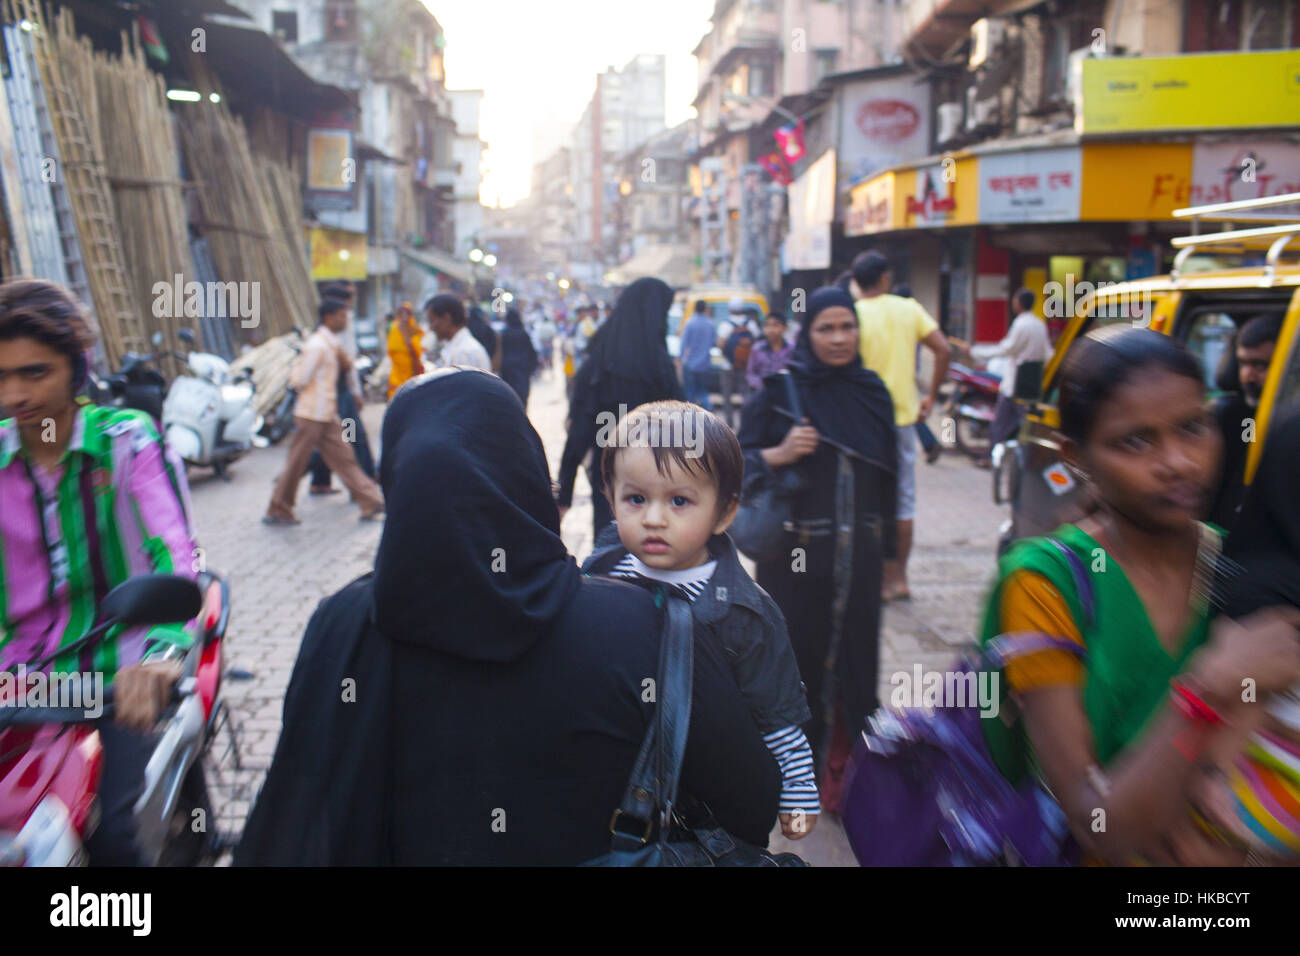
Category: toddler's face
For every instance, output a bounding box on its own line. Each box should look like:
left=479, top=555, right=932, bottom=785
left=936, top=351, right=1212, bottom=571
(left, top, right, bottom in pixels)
left=608, top=445, right=735, bottom=572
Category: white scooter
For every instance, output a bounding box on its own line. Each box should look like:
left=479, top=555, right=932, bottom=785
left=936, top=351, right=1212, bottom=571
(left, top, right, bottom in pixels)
left=163, top=329, right=264, bottom=479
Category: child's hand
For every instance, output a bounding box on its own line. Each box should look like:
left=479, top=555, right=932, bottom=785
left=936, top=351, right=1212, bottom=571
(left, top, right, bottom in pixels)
left=780, top=811, right=817, bottom=840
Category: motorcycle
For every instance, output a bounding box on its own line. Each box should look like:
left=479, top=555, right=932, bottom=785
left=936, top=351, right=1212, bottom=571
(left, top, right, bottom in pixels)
left=87, top=332, right=169, bottom=425
left=0, top=572, right=238, bottom=866
left=163, top=328, right=264, bottom=479
left=943, top=360, right=1001, bottom=461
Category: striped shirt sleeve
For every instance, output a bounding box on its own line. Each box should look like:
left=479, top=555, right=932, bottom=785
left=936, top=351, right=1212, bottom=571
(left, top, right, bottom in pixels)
left=763, top=724, right=820, bottom=815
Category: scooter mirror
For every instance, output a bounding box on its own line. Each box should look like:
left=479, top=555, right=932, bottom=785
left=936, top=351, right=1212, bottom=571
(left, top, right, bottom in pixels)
left=98, top=575, right=202, bottom=628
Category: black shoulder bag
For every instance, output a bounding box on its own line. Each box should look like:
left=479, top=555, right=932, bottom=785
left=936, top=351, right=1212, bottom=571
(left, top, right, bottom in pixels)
left=731, top=371, right=807, bottom=563
left=585, top=596, right=806, bottom=866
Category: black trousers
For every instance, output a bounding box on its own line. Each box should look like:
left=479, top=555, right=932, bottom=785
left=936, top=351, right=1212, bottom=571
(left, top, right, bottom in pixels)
left=310, top=383, right=376, bottom=485
left=85, top=723, right=155, bottom=866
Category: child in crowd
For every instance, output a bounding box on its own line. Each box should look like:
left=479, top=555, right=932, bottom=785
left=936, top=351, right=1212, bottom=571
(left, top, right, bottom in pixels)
left=582, top=401, right=819, bottom=839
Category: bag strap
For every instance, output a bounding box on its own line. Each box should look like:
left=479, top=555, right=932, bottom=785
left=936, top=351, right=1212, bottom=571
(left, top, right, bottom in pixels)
left=779, top=370, right=803, bottom=422
left=608, top=595, right=695, bottom=852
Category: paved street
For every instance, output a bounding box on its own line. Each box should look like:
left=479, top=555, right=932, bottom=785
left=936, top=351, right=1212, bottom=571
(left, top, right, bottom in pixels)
left=191, top=363, right=1005, bottom=864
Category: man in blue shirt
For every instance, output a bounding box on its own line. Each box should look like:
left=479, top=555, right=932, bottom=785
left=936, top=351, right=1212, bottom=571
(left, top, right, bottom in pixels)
left=679, top=299, right=716, bottom=409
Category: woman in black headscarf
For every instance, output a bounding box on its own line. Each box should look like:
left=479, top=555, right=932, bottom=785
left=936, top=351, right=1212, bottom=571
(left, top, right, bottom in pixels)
left=737, top=287, right=897, bottom=811
left=236, top=367, right=779, bottom=865
left=499, top=307, right=539, bottom=408
left=466, top=305, right=501, bottom=373
left=556, top=276, right=684, bottom=541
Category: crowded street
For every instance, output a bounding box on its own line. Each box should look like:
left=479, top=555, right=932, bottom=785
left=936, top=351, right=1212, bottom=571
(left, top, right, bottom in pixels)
left=1, top=0, right=1299, bottom=934
left=192, top=360, right=1005, bottom=865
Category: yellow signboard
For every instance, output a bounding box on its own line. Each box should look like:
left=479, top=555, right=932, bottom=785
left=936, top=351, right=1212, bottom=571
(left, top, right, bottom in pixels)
left=1079, top=50, right=1300, bottom=134
left=307, top=227, right=367, bottom=281
left=845, top=171, right=898, bottom=236
left=1079, top=142, right=1193, bottom=220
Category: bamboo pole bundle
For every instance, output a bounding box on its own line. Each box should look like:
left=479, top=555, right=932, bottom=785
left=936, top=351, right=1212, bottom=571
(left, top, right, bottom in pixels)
left=80, top=29, right=193, bottom=379
left=230, top=332, right=303, bottom=417
left=178, top=101, right=316, bottom=344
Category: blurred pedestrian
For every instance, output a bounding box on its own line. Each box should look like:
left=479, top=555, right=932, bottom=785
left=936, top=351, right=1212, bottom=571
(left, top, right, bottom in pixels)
left=265, top=298, right=385, bottom=525
left=746, top=312, right=794, bottom=391
left=237, top=369, right=779, bottom=864
left=679, top=299, right=715, bottom=409
left=851, top=251, right=951, bottom=600
left=425, top=294, right=491, bottom=371
left=466, top=305, right=502, bottom=374
left=738, top=287, right=897, bottom=809
left=557, top=277, right=684, bottom=542
left=386, top=302, right=423, bottom=399
left=309, top=282, right=376, bottom=494
left=978, top=327, right=1298, bottom=865
left=716, top=298, right=760, bottom=428
left=499, top=307, right=539, bottom=408
left=987, top=287, right=1051, bottom=450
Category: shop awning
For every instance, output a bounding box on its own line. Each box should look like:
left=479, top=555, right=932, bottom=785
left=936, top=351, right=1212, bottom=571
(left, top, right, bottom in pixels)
left=605, top=244, right=694, bottom=289
left=401, top=245, right=473, bottom=284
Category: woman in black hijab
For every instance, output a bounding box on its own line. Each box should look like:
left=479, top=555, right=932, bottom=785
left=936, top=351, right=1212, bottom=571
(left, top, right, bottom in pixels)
left=236, top=367, right=779, bottom=865
left=466, top=305, right=501, bottom=372
left=557, top=276, right=684, bottom=541
left=737, top=287, right=897, bottom=810
left=498, top=307, right=539, bottom=408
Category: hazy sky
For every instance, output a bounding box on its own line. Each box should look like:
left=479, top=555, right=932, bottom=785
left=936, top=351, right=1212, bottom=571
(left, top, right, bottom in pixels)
left=429, top=0, right=714, bottom=207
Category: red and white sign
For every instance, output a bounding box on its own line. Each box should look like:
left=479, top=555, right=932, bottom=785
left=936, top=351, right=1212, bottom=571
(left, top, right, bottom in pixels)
left=1190, top=140, right=1300, bottom=206
left=907, top=164, right=956, bottom=226
left=839, top=76, right=930, bottom=188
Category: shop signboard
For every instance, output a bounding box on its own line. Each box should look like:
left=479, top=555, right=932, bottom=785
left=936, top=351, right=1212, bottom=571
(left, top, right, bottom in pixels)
left=838, top=74, right=930, bottom=190
left=978, top=147, right=1082, bottom=223
left=1078, top=50, right=1300, bottom=134
left=785, top=148, right=836, bottom=270
left=845, top=171, right=896, bottom=236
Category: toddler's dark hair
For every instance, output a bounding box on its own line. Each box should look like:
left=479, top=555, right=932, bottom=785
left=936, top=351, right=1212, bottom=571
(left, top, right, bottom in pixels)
left=1057, top=326, right=1203, bottom=444
left=600, top=401, right=743, bottom=519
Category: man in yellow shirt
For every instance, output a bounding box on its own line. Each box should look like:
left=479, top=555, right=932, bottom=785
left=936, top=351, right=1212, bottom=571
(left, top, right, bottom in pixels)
left=851, top=251, right=950, bottom=601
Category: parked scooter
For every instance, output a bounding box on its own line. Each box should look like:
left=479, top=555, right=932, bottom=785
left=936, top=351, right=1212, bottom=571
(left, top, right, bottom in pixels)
left=943, top=361, right=1001, bottom=460
left=163, top=328, right=264, bottom=479
left=0, top=572, right=238, bottom=866
left=87, top=332, right=169, bottom=425
left=256, top=328, right=304, bottom=446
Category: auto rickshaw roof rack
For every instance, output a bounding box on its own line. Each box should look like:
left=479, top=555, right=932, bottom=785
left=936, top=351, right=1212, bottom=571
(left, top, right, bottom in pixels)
left=1171, top=192, right=1300, bottom=285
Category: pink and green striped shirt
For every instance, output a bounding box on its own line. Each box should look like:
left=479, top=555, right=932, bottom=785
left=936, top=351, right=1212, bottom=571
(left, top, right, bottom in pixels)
left=0, top=404, right=198, bottom=679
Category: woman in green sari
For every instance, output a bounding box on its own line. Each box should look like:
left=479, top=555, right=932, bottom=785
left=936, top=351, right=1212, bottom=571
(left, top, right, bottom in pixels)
left=979, top=326, right=1300, bottom=865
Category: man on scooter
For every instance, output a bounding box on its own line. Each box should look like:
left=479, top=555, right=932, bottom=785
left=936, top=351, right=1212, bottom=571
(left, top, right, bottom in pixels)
left=0, top=279, right=199, bottom=865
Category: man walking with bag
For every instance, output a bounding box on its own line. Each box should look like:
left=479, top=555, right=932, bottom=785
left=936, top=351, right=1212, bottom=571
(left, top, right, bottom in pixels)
left=265, top=298, right=385, bottom=526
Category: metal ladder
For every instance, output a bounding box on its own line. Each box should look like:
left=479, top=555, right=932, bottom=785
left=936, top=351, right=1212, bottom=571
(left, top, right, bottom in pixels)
left=12, top=0, right=143, bottom=366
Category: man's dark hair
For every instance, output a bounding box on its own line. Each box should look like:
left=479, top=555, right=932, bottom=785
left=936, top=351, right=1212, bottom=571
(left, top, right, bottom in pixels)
left=694, top=299, right=708, bottom=314
left=0, top=279, right=93, bottom=365
left=1239, top=313, right=1283, bottom=349
left=319, top=297, right=348, bottom=323
left=322, top=281, right=354, bottom=302
left=600, top=400, right=743, bottom=519
left=765, top=312, right=787, bottom=326
left=850, top=251, right=890, bottom=292
left=426, top=293, right=466, bottom=327
left=1014, top=287, right=1037, bottom=312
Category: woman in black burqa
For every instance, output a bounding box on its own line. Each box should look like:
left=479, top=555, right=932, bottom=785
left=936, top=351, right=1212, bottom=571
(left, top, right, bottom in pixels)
left=499, top=306, right=539, bottom=408
left=235, top=367, right=779, bottom=865
left=557, top=276, right=684, bottom=541
left=737, top=287, right=897, bottom=812
left=466, top=304, right=501, bottom=372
